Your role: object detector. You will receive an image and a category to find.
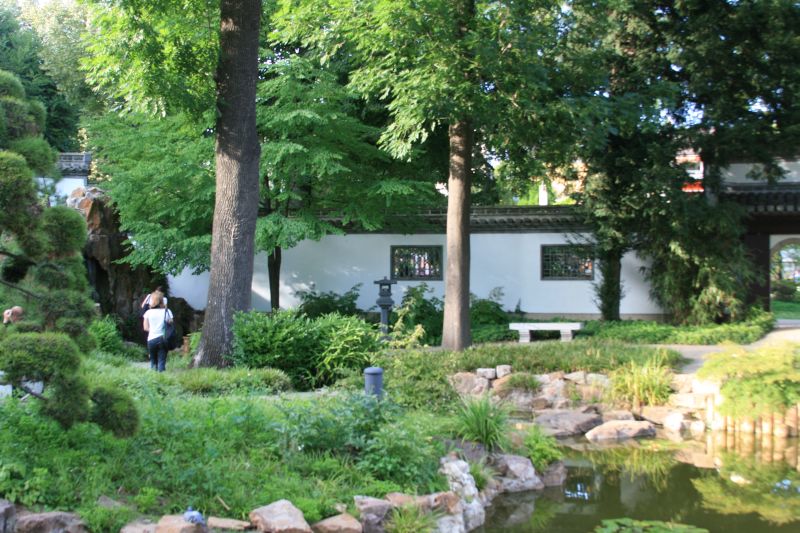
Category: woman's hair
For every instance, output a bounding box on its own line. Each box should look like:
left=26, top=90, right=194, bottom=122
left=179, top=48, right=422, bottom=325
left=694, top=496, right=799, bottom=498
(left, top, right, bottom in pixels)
left=150, top=291, right=164, bottom=308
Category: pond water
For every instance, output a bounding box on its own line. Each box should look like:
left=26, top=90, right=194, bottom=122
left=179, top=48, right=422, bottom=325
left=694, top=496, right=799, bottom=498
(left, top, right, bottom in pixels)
left=478, top=436, right=800, bottom=532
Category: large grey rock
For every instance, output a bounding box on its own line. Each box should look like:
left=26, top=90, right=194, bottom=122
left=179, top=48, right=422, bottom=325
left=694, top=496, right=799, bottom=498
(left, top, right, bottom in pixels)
left=15, top=512, right=88, bottom=533
left=689, top=420, right=707, bottom=438
left=439, top=457, right=484, bottom=531
left=490, top=454, right=544, bottom=493
left=207, top=517, right=252, bottom=531
left=435, top=513, right=465, bottom=533
left=564, top=371, right=587, bottom=384
left=691, top=378, right=720, bottom=395
left=312, top=513, right=362, bottom=533
left=671, top=373, right=694, bottom=393
left=449, top=373, right=490, bottom=397
left=250, top=500, right=312, bottom=533
left=669, top=393, right=708, bottom=410
left=602, top=410, right=635, bottom=422
left=585, top=420, right=656, bottom=442
left=586, top=373, right=610, bottom=388
left=353, top=496, right=391, bottom=533
left=640, top=405, right=675, bottom=425
left=0, top=500, right=15, bottom=533
left=533, top=409, right=603, bottom=437
left=495, top=365, right=512, bottom=379
left=120, top=520, right=156, bottom=533
left=475, top=368, right=496, bottom=380
left=538, top=380, right=567, bottom=406
left=663, top=411, right=688, bottom=433
left=540, top=461, right=567, bottom=487
left=155, top=515, right=209, bottom=533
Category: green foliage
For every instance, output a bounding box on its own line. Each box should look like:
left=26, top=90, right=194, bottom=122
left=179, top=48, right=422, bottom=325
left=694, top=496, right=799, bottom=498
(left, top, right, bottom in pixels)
left=468, top=460, right=493, bottom=492
left=391, top=284, right=443, bottom=346
left=88, top=316, right=124, bottom=355
left=41, top=206, right=87, bottom=256
left=771, top=300, right=800, bottom=319
left=594, top=518, right=708, bottom=533
left=0, top=96, right=36, bottom=137
left=454, top=395, right=509, bottom=451
left=314, top=313, right=380, bottom=387
left=470, top=289, right=509, bottom=326
left=0, top=150, right=40, bottom=254
left=505, top=373, right=542, bottom=393
left=471, top=324, right=517, bottom=344
left=39, top=289, right=95, bottom=332
left=89, top=385, right=140, bottom=438
left=41, top=371, right=90, bottom=428
left=698, top=344, right=800, bottom=418
left=26, top=100, right=46, bottom=132
left=0, top=69, right=25, bottom=99
left=608, top=354, right=674, bottom=409
left=377, top=349, right=459, bottom=411
left=0, top=332, right=81, bottom=384
left=582, top=312, right=774, bottom=345
left=522, top=425, right=562, bottom=472
left=384, top=505, right=438, bottom=533
left=297, top=284, right=362, bottom=318
left=772, top=279, right=798, bottom=302
left=33, top=256, right=90, bottom=293
left=77, top=505, right=137, bottom=533
left=170, top=367, right=292, bottom=396
left=8, top=136, right=55, bottom=175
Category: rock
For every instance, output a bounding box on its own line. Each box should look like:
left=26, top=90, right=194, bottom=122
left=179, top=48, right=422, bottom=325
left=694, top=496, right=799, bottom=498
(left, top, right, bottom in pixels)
left=353, top=496, right=391, bottom=533
left=585, top=420, right=656, bottom=442
left=540, top=461, right=567, bottom=487
left=312, top=513, right=362, bottom=533
left=207, top=517, right=253, bottom=531
left=689, top=420, right=707, bottom=438
left=663, top=411, right=688, bottom=433
left=490, top=454, right=544, bottom=493
left=586, top=373, right=610, bottom=388
left=496, top=390, right=539, bottom=415
left=449, top=373, right=489, bottom=397
left=439, top=456, right=484, bottom=530
left=250, top=500, right=312, bottom=533
left=435, top=513, right=465, bottom=533
left=429, top=492, right=462, bottom=515
left=691, top=378, right=720, bottom=395
left=121, top=519, right=157, bottom=533
left=495, top=365, right=512, bottom=378
left=0, top=500, right=15, bottom=533
left=538, top=380, right=567, bottom=405
left=490, top=375, right=512, bottom=394
left=530, top=396, right=551, bottom=409
left=476, top=368, right=496, bottom=380
left=16, top=512, right=88, bottom=533
left=533, top=409, right=603, bottom=437
left=602, top=410, right=635, bottom=422
left=564, top=371, right=587, bottom=384
left=575, top=384, right=605, bottom=403
left=671, top=373, right=694, bottom=393
left=155, top=515, right=209, bottom=533
left=669, top=393, right=708, bottom=410
left=462, top=499, right=486, bottom=532
left=640, top=405, right=675, bottom=425
left=384, top=493, right=422, bottom=510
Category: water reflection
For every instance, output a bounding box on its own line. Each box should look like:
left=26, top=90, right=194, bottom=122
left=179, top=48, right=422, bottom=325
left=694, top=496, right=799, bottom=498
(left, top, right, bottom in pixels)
left=478, top=435, right=800, bottom=533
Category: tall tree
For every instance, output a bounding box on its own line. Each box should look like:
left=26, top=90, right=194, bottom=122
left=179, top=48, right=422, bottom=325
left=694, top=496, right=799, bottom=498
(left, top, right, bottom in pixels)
left=276, top=0, right=564, bottom=350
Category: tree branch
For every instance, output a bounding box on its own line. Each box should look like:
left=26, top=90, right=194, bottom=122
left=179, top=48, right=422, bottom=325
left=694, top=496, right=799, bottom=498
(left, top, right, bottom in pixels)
left=0, top=278, right=41, bottom=299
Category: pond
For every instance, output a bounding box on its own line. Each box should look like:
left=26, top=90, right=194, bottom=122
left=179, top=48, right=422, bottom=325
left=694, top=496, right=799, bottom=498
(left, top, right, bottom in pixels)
left=478, top=435, right=800, bottom=532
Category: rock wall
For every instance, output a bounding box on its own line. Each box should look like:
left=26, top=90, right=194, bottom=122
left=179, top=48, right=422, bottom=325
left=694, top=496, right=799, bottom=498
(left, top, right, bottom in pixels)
left=67, top=187, right=202, bottom=342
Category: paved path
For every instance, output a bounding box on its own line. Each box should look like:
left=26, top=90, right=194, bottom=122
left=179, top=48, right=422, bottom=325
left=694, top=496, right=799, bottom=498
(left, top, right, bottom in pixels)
left=663, top=319, right=800, bottom=374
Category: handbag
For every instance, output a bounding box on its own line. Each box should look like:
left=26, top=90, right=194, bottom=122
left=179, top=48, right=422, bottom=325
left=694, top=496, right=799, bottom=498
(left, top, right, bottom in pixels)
left=163, top=307, right=179, bottom=351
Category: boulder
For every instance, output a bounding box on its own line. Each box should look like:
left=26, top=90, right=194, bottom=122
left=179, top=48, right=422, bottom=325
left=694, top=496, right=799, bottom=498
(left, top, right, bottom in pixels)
left=384, top=493, right=421, bottom=510
left=564, top=371, right=587, bottom=384
left=312, top=514, right=362, bottom=533
left=490, top=454, right=544, bottom=493
left=495, top=390, right=540, bottom=415
left=155, top=515, right=209, bottom=533
left=428, top=492, right=462, bottom=515
left=691, top=378, right=721, bottom=396
left=449, top=373, right=490, bottom=397
left=250, top=500, right=312, bottom=533
left=669, top=393, right=708, bottom=410
left=0, top=500, right=15, bottom=533
left=353, top=496, right=391, bottom=533
left=575, top=384, right=604, bottom=403
left=586, top=373, right=610, bottom=388
left=602, top=410, right=635, bottom=422
left=671, top=373, right=694, bottom=393
left=585, top=420, right=656, bottom=442
left=207, top=517, right=253, bottom=531
left=538, top=380, right=567, bottom=406
left=640, top=406, right=676, bottom=425
left=533, top=409, right=603, bottom=437
left=15, top=512, right=88, bottom=533
left=439, top=456, right=484, bottom=530
left=689, top=420, right=707, bottom=438
left=434, top=513, right=465, bottom=533
left=121, top=520, right=157, bottom=533
left=495, top=365, right=512, bottom=379
left=540, top=461, right=567, bottom=487
left=663, top=411, right=688, bottom=433
left=476, top=368, right=496, bottom=380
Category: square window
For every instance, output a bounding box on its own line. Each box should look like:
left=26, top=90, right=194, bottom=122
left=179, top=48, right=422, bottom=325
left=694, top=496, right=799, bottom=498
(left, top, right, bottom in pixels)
left=391, top=246, right=443, bottom=281
left=541, top=245, right=594, bottom=280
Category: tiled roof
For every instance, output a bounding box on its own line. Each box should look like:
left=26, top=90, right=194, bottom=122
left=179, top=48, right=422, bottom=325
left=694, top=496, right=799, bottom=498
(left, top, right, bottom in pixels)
left=720, top=183, right=800, bottom=214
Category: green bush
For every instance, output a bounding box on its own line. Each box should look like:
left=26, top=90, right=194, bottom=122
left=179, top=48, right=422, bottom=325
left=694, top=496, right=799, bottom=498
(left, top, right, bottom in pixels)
left=26, top=100, right=46, bottom=132
left=608, top=354, right=673, bottom=409
left=172, top=367, right=292, bottom=396
left=0, top=150, right=39, bottom=249
left=0, top=69, right=25, bottom=99
left=470, top=288, right=509, bottom=326
left=88, top=316, right=125, bottom=355
left=42, top=206, right=88, bottom=256
left=40, top=289, right=96, bottom=331
left=41, top=371, right=91, bottom=428
left=0, top=96, right=36, bottom=138
left=89, top=385, right=140, bottom=438
left=772, top=279, right=798, bottom=301
left=522, top=425, right=562, bottom=471
left=297, top=284, right=362, bottom=318
left=314, top=313, right=380, bottom=387
left=9, top=136, right=56, bottom=175
left=378, top=349, right=459, bottom=410
left=454, top=395, right=509, bottom=451
left=471, top=324, right=517, bottom=344
left=505, top=372, right=541, bottom=393
left=385, top=505, right=438, bottom=533
left=0, top=332, right=81, bottom=384
left=392, top=284, right=443, bottom=345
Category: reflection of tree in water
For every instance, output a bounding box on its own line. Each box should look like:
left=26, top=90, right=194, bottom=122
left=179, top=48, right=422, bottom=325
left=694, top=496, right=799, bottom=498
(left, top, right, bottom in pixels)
left=581, top=447, right=676, bottom=492
left=692, top=452, right=800, bottom=526
left=526, top=496, right=559, bottom=531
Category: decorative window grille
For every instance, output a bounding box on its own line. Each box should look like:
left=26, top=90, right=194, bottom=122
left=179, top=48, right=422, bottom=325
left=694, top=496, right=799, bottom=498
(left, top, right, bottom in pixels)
left=391, top=246, right=443, bottom=280
left=541, top=245, right=594, bottom=280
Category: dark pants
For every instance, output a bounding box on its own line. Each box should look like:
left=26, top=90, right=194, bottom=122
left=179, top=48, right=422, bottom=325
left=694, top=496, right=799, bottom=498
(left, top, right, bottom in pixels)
left=147, top=336, right=167, bottom=372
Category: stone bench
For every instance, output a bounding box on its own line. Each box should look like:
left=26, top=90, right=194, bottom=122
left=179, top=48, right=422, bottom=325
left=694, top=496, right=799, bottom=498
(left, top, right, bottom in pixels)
left=509, top=322, right=583, bottom=342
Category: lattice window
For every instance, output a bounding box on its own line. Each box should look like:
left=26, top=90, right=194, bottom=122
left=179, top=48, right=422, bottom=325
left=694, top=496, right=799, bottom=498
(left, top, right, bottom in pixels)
left=541, top=245, right=594, bottom=280
left=391, top=246, right=443, bottom=280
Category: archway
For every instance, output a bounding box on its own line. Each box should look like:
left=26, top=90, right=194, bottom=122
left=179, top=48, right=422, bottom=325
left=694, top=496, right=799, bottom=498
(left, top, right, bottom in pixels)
left=769, top=236, right=800, bottom=317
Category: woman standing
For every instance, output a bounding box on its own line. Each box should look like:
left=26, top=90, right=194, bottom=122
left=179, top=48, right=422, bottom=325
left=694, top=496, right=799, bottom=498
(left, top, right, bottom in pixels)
left=142, top=292, right=173, bottom=372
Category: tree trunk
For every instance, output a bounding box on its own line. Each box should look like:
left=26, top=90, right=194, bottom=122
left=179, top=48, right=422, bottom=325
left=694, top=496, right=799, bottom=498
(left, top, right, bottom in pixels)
left=597, top=246, right=623, bottom=321
left=441, top=119, right=472, bottom=351
left=192, top=0, right=261, bottom=368
left=268, top=246, right=281, bottom=311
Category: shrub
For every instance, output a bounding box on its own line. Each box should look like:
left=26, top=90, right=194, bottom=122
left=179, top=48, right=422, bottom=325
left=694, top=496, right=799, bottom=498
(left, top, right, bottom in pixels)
left=471, top=324, right=517, bottom=344
left=88, top=316, right=125, bottom=355
left=454, top=395, right=509, bottom=451
left=297, top=284, right=362, bottom=318
left=468, top=460, right=494, bottom=492
left=772, top=279, right=798, bottom=301
left=314, top=313, right=380, bottom=387
left=378, top=349, right=459, bottom=410
left=0, top=96, right=36, bottom=137
left=40, top=289, right=96, bottom=331
left=89, top=385, right=140, bottom=438
left=505, top=372, right=541, bottom=393
left=392, top=284, right=443, bottom=345
left=0, top=150, right=39, bottom=245
left=0, top=69, right=25, bottom=99
left=470, top=288, right=509, bottom=326
left=522, top=425, right=562, bottom=472
left=608, top=354, right=673, bottom=409
left=9, top=136, right=56, bottom=175
left=0, top=332, right=81, bottom=383
left=384, top=505, right=438, bottom=533
left=41, top=206, right=88, bottom=257
left=26, top=100, right=46, bottom=132
left=172, top=367, right=292, bottom=396
left=41, top=372, right=91, bottom=428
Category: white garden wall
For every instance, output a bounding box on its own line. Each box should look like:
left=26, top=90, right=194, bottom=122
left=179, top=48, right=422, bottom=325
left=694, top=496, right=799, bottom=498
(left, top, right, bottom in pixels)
left=168, top=231, right=663, bottom=318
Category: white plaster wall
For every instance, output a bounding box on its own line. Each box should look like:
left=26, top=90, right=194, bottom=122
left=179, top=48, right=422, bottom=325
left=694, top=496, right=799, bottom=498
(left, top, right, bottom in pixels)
left=722, top=159, right=800, bottom=183
left=169, top=232, right=663, bottom=316
left=770, top=234, right=800, bottom=250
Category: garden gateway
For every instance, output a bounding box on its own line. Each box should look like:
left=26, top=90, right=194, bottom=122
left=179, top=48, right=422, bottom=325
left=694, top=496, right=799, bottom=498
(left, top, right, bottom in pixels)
left=161, top=158, right=800, bottom=317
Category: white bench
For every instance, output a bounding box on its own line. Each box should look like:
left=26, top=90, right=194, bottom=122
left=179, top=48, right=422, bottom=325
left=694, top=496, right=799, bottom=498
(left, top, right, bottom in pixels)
left=509, top=322, right=583, bottom=342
